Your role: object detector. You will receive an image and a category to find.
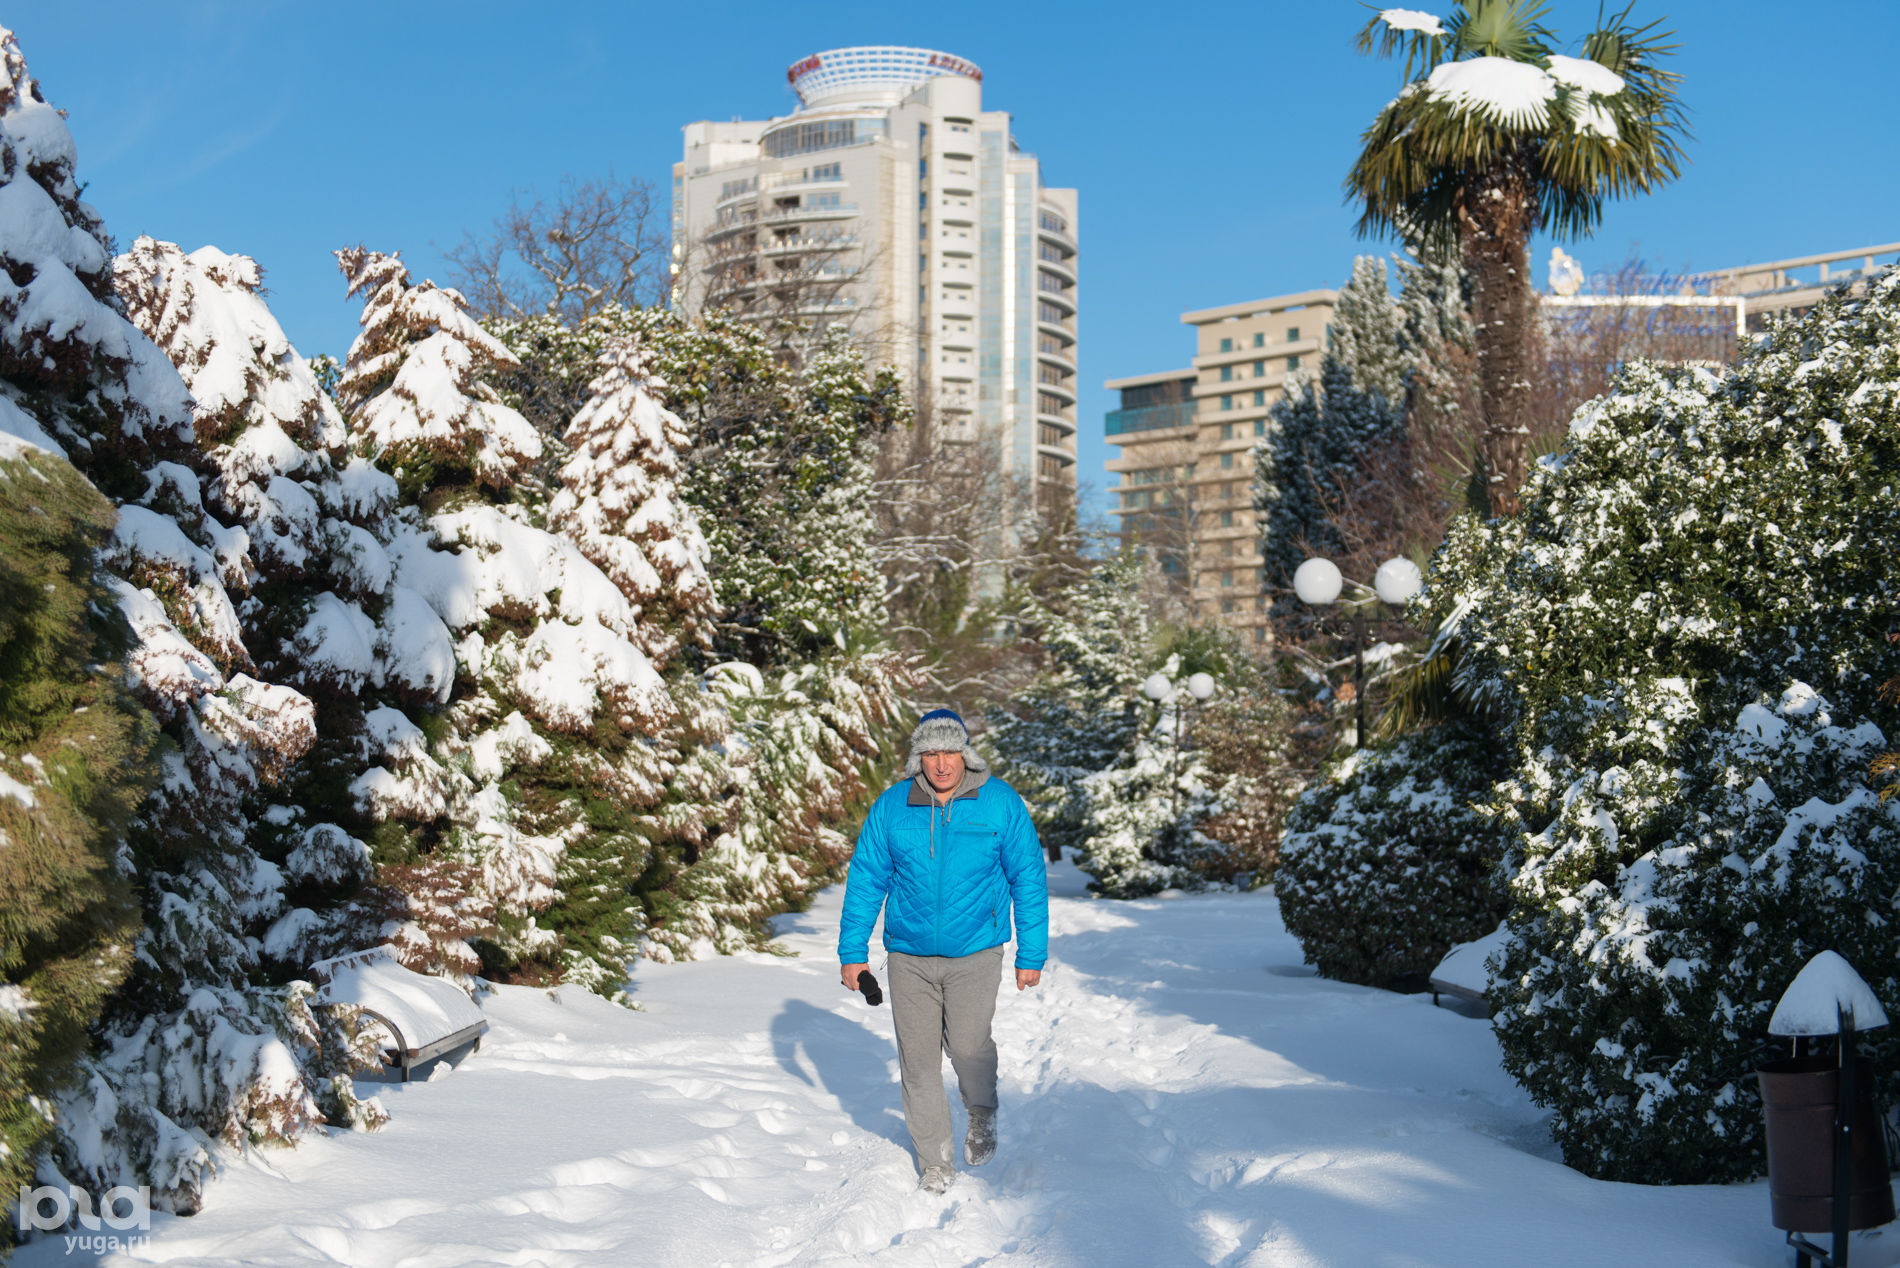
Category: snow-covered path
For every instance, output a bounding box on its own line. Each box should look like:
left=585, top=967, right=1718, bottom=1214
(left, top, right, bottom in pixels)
left=25, top=862, right=1896, bottom=1267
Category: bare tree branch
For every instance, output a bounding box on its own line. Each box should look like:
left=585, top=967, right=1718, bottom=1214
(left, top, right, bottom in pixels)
left=445, top=172, right=666, bottom=323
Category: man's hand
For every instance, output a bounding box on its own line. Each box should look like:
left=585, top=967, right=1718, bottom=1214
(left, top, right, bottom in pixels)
left=842, top=963, right=867, bottom=991
left=1016, top=968, right=1041, bottom=991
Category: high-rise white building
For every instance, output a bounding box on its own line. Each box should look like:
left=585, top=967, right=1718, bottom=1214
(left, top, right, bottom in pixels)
left=674, top=47, right=1080, bottom=512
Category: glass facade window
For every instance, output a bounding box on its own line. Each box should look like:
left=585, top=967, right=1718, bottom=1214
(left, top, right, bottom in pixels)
left=1253, top=332, right=1265, bottom=347
left=1220, top=337, right=1233, bottom=352
left=1253, top=360, right=1264, bottom=376
left=1219, top=365, right=1232, bottom=382
left=1253, top=390, right=1266, bottom=406
left=1220, top=394, right=1232, bottom=410
left=1287, top=354, right=1301, bottom=370
left=1254, top=419, right=1266, bottom=436
left=1288, top=326, right=1300, bottom=342
left=763, top=117, right=873, bottom=158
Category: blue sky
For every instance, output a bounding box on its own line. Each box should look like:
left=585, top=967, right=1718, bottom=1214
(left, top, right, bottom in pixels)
left=14, top=1, right=1898, bottom=519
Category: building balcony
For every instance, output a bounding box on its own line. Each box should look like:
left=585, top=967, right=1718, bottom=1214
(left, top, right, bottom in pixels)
left=1037, top=223, right=1077, bottom=254
left=1036, top=286, right=1077, bottom=315
left=1036, top=380, right=1076, bottom=405
left=762, top=234, right=857, bottom=257
left=760, top=203, right=859, bottom=225
left=1036, top=316, right=1075, bottom=342
left=704, top=218, right=759, bottom=242
left=1037, top=348, right=1076, bottom=374
left=1038, top=257, right=1078, bottom=286
left=1105, top=401, right=1195, bottom=437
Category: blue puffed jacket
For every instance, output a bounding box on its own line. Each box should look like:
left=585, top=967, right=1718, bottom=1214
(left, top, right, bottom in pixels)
left=837, top=769, right=1049, bottom=970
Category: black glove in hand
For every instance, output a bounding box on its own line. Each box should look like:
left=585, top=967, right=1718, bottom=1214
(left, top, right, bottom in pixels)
left=857, top=969, right=883, bottom=1007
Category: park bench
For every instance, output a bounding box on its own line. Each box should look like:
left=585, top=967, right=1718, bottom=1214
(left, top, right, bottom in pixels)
left=1428, top=923, right=1509, bottom=1010
left=314, top=948, right=489, bottom=1082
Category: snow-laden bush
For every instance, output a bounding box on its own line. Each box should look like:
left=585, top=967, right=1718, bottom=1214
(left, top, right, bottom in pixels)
left=1276, top=716, right=1510, bottom=987
left=1435, top=267, right=1900, bottom=1183
left=0, top=452, right=152, bottom=1237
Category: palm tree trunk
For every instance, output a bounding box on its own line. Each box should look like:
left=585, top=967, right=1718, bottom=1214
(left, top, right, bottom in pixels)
left=1457, top=158, right=1539, bottom=518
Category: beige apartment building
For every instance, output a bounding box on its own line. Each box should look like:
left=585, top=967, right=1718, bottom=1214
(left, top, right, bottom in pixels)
left=1106, top=288, right=1336, bottom=646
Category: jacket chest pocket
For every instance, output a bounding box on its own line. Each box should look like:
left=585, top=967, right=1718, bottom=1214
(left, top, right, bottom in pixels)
left=951, top=824, right=1002, bottom=857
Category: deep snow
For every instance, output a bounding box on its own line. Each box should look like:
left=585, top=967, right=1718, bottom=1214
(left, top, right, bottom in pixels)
left=20, top=862, right=1899, bottom=1267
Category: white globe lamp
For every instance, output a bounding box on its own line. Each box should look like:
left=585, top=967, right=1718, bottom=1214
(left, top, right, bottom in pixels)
left=1373, top=557, right=1424, bottom=607
left=1141, top=672, right=1173, bottom=702
left=1186, top=672, right=1216, bottom=701
left=1292, top=557, right=1343, bottom=606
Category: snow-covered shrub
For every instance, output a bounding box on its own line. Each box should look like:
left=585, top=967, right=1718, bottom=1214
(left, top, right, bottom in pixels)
left=991, top=549, right=1227, bottom=896
left=0, top=451, right=152, bottom=1236
left=1194, top=652, right=1300, bottom=884
left=1435, top=267, right=1900, bottom=1183
left=0, top=28, right=390, bottom=1212
left=1276, top=716, right=1510, bottom=987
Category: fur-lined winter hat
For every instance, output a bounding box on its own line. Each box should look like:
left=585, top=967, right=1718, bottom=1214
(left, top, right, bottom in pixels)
left=904, top=707, right=989, bottom=778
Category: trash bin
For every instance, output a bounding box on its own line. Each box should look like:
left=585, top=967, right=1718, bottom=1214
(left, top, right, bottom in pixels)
left=1759, top=1052, right=1895, bottom=1234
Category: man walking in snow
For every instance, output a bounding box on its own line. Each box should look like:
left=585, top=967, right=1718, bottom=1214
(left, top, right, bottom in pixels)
left=839, top=708, right=1049, bottom=1195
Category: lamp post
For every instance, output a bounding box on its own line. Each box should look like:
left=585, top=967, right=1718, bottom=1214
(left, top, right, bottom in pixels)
left=1142, top=670, right=1216, bottom=816
left=1292, top=555, right=1424, bottom=748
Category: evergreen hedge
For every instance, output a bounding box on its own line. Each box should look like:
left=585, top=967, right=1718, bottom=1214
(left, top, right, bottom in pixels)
left=1276, top=715, right=1510, bottom=987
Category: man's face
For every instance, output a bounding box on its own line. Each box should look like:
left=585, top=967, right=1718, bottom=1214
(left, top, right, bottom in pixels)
left=921, top=749, right=966, bottom=794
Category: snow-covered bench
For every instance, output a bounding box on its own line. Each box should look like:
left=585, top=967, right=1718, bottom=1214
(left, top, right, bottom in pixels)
left=314, top=948, right=488, bottom=1082
left=1428, top=923, right=1509, bottom=1010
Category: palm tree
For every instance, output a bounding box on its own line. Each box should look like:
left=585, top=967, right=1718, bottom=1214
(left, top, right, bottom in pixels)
left=1346, top=1, right=1688, bottom=516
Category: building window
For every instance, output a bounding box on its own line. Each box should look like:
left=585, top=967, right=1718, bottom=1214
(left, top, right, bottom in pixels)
left=1221, top=599, right=1235, bottom=614
left=1253, top=360, right=1264, bottom=376
left=1222, top=571, right=1234, bottom=587
left=1220, top=337, right=1233, bottom=352
left=1253, top=390, right=1266, bottom=407
left=1255, top=419, right=1266, bottom=436
left=1219, top=365, right=1233, bottom=382
left=1221, top=422, right=1233, bottom=440
left=1287, top=354, right=1302, bottom=371
left=1288, top=327, right=1300, bottom=342
left=1221, top=452, right=1234, bottom=469
left=1220, top=394, right=1232, bottom=410
left=1221, top=510, right=1233, bottom=527
left=1255, top=626, right=1266, bottom=642
left=1253, top=332, right=1265, bottom=348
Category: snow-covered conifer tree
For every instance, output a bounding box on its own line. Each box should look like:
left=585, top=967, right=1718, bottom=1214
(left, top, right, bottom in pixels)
left=335, top=247, right=542, bottom=501
left=990, top=548, right=1223, bottom=894
left=0, top=29, right=372, bottom=1211
left=1254, top=257, right=1408, bottom=584
left=0, top=448, right=151, bottom=1230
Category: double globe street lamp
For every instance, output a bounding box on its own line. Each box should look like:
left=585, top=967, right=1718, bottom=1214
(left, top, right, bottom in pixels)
left=1141, top=669, right=1216, bottom=816
left=1292, top=555, right=1424, bottom=748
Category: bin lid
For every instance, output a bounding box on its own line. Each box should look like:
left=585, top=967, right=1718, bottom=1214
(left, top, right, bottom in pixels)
left=1769, top=950, right=1889, bottom=1036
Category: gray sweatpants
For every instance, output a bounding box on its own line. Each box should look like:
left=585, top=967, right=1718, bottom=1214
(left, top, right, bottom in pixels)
left=888, top=946, right=1005, bottom=1169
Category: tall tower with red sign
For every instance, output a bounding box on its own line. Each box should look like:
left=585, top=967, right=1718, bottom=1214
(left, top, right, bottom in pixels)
left=674, top=46, right=1080, bottom=534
